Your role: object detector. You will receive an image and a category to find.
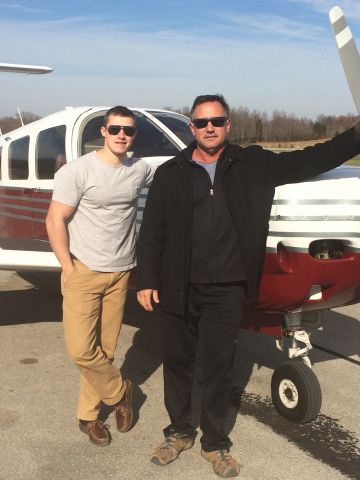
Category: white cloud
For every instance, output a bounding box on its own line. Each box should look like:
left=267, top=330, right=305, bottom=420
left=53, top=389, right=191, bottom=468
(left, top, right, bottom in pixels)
left=0, top=2, right=48, bottom=14
left=286, top=0, right=360, bottom=22
left=218, top=12, right=326, bottom=41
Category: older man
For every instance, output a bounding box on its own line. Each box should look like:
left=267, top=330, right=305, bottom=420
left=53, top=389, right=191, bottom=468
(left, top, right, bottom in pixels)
left=136, top=94, right=360, bottom=477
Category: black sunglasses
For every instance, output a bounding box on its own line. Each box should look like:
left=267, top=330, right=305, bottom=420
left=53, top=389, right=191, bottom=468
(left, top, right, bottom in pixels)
left=107, top=125, right=136, bottom=136
left=192, top=116, right=227, bottom=129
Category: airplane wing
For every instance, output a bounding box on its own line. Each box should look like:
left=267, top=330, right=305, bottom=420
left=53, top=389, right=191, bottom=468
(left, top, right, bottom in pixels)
left=0, top=63, right=52, bottom=74
left=329, top=6, right=360, bottom=114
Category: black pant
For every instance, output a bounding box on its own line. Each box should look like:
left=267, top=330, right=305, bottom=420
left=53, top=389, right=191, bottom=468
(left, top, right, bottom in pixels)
left=161, top=282, right=244, bottom=452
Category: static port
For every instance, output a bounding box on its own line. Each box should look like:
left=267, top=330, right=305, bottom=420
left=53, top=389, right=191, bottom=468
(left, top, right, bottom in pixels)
left=309, top=239, right=345, bottom=259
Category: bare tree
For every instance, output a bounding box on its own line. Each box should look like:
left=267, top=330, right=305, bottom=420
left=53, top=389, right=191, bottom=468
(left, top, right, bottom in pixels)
left=0, top=111, right=41, bottom=134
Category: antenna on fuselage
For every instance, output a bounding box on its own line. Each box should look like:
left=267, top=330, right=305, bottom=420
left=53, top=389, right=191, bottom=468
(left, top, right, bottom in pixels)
left=17, top=107, right=24, bottom=127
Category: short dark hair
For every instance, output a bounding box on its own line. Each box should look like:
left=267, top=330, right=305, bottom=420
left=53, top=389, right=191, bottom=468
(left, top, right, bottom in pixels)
left=102, top=105, right=136, bottom=126
left=190, top=94, right=230, bottom=118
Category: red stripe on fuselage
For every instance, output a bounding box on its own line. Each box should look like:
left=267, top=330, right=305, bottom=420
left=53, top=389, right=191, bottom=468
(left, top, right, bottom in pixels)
left=0, top=186, right=52, bottom=238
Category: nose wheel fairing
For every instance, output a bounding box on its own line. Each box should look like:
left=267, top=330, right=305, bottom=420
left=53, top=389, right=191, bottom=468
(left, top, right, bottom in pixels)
left=259, top=249, right=360, bottom=312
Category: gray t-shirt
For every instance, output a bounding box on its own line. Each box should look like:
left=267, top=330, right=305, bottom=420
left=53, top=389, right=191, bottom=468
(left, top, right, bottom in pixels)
left=52, top=151, right=154, bottom=272
left=192, top=158, right=217, bottom=184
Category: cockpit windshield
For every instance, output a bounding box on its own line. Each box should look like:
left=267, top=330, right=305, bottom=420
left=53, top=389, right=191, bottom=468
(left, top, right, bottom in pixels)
left=149, top=111, right=193, bottom=146
left=80, top=110, right=185, bottom=158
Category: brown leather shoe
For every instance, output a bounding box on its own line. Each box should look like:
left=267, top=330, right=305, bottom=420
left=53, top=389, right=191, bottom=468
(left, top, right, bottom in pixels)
left=79, top=420, right=111, bottom=446
left=114, top=379, right=133, bottom=432
left=151, top=433, right=195, bottom=465
left=201, top=449, right=240, bottom=477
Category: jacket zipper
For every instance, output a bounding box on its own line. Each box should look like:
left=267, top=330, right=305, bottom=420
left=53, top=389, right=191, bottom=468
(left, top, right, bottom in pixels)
left=210, top=183, right=216, bottom=282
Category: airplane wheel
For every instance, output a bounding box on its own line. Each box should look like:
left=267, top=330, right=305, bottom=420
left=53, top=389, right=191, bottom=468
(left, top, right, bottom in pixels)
left=271, top=360, right=322, bottom=423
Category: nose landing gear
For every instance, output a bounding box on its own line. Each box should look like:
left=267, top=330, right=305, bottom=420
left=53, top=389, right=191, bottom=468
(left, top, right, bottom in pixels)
left=271, top=310, right=322, bottom=423
left=271, top=360, right=322, bottom=423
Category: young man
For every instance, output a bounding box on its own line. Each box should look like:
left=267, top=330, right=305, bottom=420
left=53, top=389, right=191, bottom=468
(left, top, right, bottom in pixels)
left=136, top=94, right=360, bottom=477
left=46, top=106, right=154, bottom=446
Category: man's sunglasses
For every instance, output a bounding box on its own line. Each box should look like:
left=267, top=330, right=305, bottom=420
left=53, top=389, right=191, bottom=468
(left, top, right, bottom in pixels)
left=192, top=116, right=227, bottom=129
left=107, top=125, right=136, bottom=136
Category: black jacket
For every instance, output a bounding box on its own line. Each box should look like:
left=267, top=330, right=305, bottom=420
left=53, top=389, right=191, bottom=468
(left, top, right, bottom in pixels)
left=137, top=128, right=360, bottom=315
left=189, top=155, right=245, bottom=283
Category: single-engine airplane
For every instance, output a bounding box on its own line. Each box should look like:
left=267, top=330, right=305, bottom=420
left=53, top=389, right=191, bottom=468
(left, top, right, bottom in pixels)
left=0, top=6, right=359, bottom=424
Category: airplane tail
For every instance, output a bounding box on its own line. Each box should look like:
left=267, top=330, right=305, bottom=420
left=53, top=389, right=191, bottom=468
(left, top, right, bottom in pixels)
left=329, top=6, right=360, bottom=114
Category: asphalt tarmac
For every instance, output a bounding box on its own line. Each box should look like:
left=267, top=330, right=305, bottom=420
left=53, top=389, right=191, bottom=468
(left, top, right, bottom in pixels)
left=0, top=270, right=359, bottom=480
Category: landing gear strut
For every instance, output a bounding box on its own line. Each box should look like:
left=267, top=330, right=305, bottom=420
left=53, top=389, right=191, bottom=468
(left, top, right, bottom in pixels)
left=272, top=310, right=322, bottom=423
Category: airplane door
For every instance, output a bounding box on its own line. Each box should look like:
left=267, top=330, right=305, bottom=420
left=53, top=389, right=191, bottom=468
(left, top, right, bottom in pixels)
left=0, top=124, right=66, bottom=269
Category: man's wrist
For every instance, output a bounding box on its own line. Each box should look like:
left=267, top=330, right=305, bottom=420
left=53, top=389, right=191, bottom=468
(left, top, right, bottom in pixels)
left=61, top=260, right=74, bottom=273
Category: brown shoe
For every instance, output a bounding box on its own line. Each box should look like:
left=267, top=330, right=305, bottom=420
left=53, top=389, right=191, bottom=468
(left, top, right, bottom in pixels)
left=151, top=433, right=195, bottom=465
left=79, top=420, right=111, bottom=446
left=201, top=449, right=240, bottom=477
left=114, top=379, right=133, bottom=432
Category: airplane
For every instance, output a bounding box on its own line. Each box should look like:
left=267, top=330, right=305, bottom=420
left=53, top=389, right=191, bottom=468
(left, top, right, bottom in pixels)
left=0, top=6, right=359, bottom=424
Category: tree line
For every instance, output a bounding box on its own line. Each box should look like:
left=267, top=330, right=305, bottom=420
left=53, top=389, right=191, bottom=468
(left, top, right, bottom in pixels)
left=1, top=108, right=358, bottom=143
left=173, top=106, right=358, bottom=144
left=0, top=112, right=41, bottom=134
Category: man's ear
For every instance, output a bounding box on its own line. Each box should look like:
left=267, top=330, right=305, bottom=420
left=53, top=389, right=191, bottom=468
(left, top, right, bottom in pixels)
left=100, top=126, right=106, bottom=138
left=226, top=119, right=231, bottom=134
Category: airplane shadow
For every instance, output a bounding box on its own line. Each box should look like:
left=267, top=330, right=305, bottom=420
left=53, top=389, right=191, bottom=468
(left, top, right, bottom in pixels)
left=0, top=274, right=62, bottom=325
left=121, top=288, right=360, bottom=376
left=119, top=290, right=360, bottom=449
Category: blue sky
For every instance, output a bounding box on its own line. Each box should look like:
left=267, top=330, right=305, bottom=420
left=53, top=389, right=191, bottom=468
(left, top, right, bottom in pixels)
left=0, top=0, right=360, bottom=118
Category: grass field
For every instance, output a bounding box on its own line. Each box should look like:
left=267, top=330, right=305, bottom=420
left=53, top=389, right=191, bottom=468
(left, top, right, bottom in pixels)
left=346, top=154, right=360, bottom=166
left=258, top=140, right=360, bottom=167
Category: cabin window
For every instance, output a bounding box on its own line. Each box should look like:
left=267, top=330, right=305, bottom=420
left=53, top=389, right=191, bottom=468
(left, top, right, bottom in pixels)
left=9, top=136, right=30, bottom=179
left=80, top=112, right=181, bottom=158
left=80, top=116, right=104, bottom=155
left=36, top=125, right=66, bottom=179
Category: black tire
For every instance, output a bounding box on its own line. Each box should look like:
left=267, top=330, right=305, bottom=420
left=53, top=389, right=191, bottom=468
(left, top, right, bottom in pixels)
left=271, top=360, right=322, bottom=423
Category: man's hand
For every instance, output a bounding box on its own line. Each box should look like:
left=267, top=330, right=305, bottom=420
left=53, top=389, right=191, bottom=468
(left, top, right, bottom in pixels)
left=46, top=200, right=76, bottom=277
left=61, top=264, right=75, bottom=284
left=137, top=289, right=159, bottom=311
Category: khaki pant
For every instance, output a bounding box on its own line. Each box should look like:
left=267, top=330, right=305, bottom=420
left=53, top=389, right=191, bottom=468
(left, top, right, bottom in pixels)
left=61, top=260, right=130, bottom=421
